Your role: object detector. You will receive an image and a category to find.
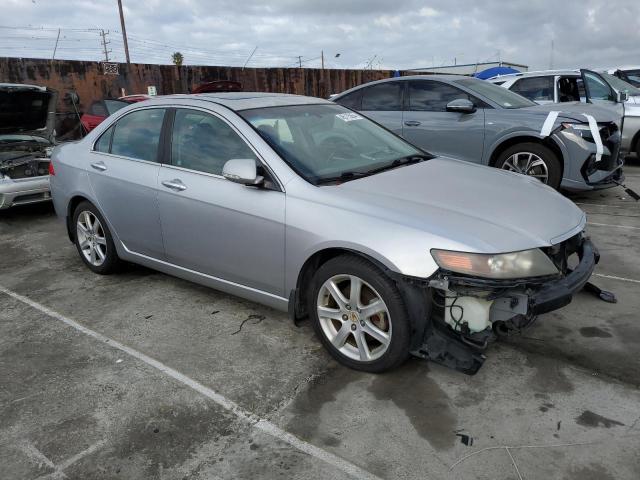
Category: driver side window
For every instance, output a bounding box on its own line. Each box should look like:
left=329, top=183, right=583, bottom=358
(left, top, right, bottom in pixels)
left=583, top=72, right=614, bottom=101
left=171, top=109, right=257, bottom=175
left=409, top=81, right=479, bottom=111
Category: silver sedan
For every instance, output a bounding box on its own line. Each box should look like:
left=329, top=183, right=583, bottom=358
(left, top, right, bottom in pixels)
left=50, top=93, right=598, bottom=374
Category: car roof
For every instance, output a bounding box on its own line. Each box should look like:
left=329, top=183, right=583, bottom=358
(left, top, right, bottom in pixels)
left=332, top=75, right=476, bottom=97
left=0, top=82, right=53, bottom=92
left=489, top=70, right=580, bottom=81
left=141, top=92, right=332, bottom=111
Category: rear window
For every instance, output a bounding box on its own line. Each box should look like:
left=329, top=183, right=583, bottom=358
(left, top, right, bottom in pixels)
left=510, top=77, right=554, bottom=102
left=334, top=90, right=362, bottom=110
left=104, top=100, right=129, bottom=115
left=361, top=82, right=402, bottom=111
left=110, top=109, right=166, bottom=162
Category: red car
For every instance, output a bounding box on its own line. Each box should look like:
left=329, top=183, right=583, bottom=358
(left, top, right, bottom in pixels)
left=118, top=94, right=152, bottom=103
left=80, top=99, right=130, bottom=133
left=192, top=80, right=242, bottom=94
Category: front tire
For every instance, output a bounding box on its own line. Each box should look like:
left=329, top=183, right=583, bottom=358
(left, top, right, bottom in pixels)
left=308, top=255, right=411, bottom=372
left=72, top=201, right=121, bottom=274
left=495, top=142, right=562, bottom=190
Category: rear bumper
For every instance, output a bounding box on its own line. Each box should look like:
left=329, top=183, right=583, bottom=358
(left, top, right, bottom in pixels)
left=0, top=176, right=51, bottom=209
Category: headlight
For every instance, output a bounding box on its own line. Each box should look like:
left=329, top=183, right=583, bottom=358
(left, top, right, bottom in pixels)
left=561, top=122, right=594, bottom=142
left=431, top=248, right=558, bottom=279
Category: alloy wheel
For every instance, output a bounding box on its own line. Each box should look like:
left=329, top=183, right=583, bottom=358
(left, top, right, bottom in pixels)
left=316, top=274, right=391, bottom=362
left=76, top=211, right=107, bottom=267
left=502, top=152, right=549, bottom=184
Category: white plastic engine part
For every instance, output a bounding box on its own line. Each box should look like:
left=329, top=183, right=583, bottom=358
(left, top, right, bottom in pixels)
left=444, top=291, right=493, bottom=333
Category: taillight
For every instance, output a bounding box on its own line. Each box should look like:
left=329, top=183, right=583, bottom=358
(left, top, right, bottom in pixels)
left=48, top=160, right=55, bottom=176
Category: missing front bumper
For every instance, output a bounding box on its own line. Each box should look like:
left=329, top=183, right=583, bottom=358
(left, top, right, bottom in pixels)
left=409, top=236, right=598, bottom=375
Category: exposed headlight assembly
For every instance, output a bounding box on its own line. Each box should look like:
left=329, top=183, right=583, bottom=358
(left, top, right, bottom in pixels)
left=561, top=122, right=595, bottom=142
left=431, top=248, right=559, bottom=279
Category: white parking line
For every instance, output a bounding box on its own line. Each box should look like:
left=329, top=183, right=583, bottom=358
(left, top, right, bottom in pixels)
left=594, top=273, right=640, bottom=284
left=587, top=222, right=640, bottom=230
left=0, top=285, right=383, bottom=480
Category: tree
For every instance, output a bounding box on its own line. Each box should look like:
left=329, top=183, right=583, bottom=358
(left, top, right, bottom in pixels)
left=172, top=52, right=184, bottom=67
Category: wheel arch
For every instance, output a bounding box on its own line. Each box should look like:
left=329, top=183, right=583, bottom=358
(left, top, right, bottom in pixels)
left=66, top=194, right=92, bottom=241
left=488, top=135, right=565, bottom=179
left=291, top=247, right=396, bottom=321
left=291, top=246, right=432, bottom=353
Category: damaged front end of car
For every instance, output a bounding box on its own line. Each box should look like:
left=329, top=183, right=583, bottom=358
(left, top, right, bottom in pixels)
left=0, top=84, right=58, bottom=209
left=402, top=233, right=598, bottom=374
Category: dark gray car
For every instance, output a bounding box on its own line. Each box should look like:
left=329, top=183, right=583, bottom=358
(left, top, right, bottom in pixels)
left=332, top=75, right=623, bottom=191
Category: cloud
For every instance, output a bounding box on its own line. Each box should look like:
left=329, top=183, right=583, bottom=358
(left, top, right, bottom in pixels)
left=0, top=0, right=637, bottom=71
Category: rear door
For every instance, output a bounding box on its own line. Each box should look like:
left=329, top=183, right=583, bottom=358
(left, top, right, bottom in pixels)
left=402, top=80, right=485, bottom=163
left=156, top=107, right=286, bottom=296
left=87, top=107, right=167, bottom=259
left=358, top=82, right=404, bottom=135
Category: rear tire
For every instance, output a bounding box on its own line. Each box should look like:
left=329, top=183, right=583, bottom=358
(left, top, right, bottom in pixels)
left=72, top=201, right=121, bottom=274
left=495, top=142, right=562, bottom=190
left=308, top=255, right=411, bottom=372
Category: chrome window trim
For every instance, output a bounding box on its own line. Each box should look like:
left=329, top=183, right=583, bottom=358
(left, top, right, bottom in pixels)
left=88, top=150, right=160, bottom=167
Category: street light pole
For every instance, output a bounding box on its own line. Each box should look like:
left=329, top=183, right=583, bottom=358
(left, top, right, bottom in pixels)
left=117, top=0, right=131, bottom=63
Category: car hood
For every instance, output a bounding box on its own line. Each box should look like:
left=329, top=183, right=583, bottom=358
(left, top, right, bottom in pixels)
left=0, top=84, right=58, bottom=140
left=329, top=157, right=585, bottom=253
left=523, top=102, right=620, bottom=123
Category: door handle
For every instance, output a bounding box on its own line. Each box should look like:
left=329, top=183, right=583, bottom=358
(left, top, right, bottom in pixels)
left=90, top=161, right=107, bottom=171
left=404, top=120, right=421, bottom=127
left=162, top=179, right=187, bottom=192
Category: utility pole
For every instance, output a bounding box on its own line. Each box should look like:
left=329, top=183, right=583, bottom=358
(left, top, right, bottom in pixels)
left=52, top=28, right=60, bottom=60
left=117, top=0, right=131, bottom=63
left=321, top=50, right=324, bottom=70
left=297, top=56, right=302, bottom=68
left=98, top=29, right=111, bottom=62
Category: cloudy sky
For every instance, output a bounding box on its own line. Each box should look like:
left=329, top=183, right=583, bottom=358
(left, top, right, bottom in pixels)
left=1, top=0, right=638, bottom=71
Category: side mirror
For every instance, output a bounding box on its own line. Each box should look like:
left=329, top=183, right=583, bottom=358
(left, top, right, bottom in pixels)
left=222, top=159, right=264, bottom=186
left=617, top=90, right=629, bottom=103
left=446, top=98, right=476, bottom=113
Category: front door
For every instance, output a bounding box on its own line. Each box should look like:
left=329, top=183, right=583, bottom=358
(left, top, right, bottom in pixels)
left=402, top=80, right=485, bottom=164
left=156, top=108, right=286, bottom=296
left=87, top=108, right=166, bottom=259
left=581, top=69, right=625, bottom=121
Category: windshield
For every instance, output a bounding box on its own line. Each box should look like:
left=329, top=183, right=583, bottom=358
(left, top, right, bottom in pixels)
left=600, top=72, right=640, bottom=96
left=454, top=78, right=536, bottom=109
left=239, top=104, right=428, bottom=184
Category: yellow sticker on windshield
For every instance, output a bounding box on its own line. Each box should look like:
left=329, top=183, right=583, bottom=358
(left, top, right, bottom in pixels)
left=336, top=112, right=364, bottom=122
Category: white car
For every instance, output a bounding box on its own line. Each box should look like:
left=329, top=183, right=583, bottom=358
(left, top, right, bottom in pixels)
left=488, top=69, right=640, bottom=158
left=0, top=83, right=57, bottom=209
left=607, top=66, right=640, bottom=88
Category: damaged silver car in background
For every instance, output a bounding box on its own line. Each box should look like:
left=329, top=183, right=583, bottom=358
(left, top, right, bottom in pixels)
left=0, top=83, right=57, bottom=209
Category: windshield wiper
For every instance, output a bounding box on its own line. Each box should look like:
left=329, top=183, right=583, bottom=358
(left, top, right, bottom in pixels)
left=315, top=154, right=432, bottom=185
left=362, top=154, right=432, bottom=175
left=315, top=171, right=370, bottom=185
